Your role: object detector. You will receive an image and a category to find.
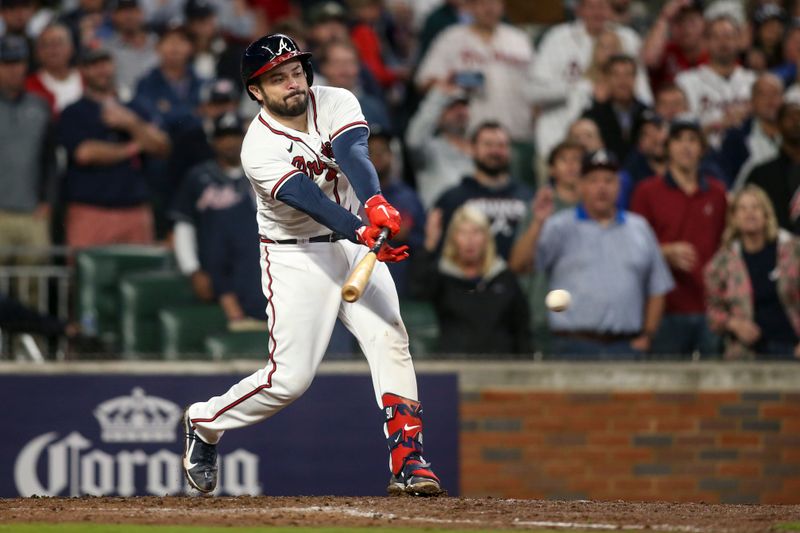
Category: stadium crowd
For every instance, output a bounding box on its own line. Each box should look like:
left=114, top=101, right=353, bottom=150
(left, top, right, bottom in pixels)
left=1, top=0, right=799, bottom=360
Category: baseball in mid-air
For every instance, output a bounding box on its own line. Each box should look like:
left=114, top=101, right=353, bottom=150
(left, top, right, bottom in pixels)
left=545, top=289, right=571, bottom=312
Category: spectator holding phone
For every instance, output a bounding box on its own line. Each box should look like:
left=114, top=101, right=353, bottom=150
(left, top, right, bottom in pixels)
left=415, top=0, right=536, bottom=144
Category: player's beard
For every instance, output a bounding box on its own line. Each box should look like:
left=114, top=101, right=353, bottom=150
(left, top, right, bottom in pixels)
left=265, top=90, right=309, bottom=118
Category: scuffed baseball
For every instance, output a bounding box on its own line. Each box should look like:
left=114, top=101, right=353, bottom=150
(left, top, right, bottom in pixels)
left=545, top=289, right=571, bottom=312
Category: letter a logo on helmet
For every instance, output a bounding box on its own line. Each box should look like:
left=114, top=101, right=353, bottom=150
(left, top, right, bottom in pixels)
left=241, top=33, right=313, bottom=101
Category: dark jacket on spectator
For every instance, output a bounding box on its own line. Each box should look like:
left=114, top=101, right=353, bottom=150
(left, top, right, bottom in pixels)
left=745, top=151, right=800, bottom=233
left=719, top=118, right=755, bottom=183
left=410, top=249, right=530, bottom=355
left=582, top=99, right=649, bottom=162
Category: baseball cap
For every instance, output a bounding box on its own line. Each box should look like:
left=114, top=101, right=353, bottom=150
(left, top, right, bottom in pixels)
left=109, top=0, right=139, bottom=10
left=202, top=78, right=238, bottom=104
left=185, top=0, right=215, bottom=20
left=0, top=0, right=34, bottom=7
left=581, top=149, right=619, bottom=175
left=753, top=4, right=786, bottom=25
left=78, top=45, right=112, bottom=65
left=640, top=109, right=664, bottom=128
left=668, top=118, right=702, bottom=139
left=212, top=112, right=245, bottom=137
left=0, top=34, right=28, bottom=63
left=306, top=1, right=348, bottom=26
left=676, top=0, right=704, bottom=17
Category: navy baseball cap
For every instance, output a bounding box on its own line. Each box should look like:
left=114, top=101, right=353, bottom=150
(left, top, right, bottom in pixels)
left=78, top=45, right=112, bottom=65
left=202, top=78, right=238, bottom=104
left=668, top=118, right=702, bottom=138
left=212, top=112, right=245, bottom=137
left=185, top=0, right=215, bottom=20
left=676, top=0, right=703, bottom=16
left=0, top=0, right=35, bottom=7
left=581, top=149, right=619, bottom=175
left=306, top=1, right=348, bottom=25
left=109, top=0, right=139, bottom=10
left=0, top=34, right=28, bottom=63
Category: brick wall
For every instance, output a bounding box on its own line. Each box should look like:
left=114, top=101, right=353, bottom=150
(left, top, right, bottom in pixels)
left=460, top=390, right=800, bottom=503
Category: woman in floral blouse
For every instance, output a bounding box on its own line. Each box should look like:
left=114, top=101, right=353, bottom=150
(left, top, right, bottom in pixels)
left=705, top=185, right=800, bottom=359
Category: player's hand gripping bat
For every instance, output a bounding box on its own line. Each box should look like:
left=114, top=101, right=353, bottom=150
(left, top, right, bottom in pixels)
left=341, top=227, right=390, bottom=303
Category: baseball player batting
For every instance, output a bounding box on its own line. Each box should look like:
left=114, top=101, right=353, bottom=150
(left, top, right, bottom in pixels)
left=181, top=33, right=443, bottom=497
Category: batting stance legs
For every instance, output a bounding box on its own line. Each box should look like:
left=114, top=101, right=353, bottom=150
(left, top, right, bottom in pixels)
left=183, top=240, right=441, bottom=495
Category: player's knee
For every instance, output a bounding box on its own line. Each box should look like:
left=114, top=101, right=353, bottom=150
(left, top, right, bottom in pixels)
left=271, top=376, right=314, bottom=403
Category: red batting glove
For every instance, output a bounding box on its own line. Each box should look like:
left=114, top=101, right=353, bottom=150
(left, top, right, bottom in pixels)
left=364, top=194, right=401, bottom=238
left=376, top=243, right=409, bottom=263
left=355, top=225, right=410, bottom=263
left=356, top=225, right=382, bottom=248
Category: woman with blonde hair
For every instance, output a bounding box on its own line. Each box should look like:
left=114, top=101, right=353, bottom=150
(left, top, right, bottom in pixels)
left=410, top=206, right=530, bottom=356
left=705, top=185, right=800, bottom=359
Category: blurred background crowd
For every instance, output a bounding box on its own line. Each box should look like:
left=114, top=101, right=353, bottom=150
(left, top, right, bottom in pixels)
left=1, top=0, right=800, bottom=362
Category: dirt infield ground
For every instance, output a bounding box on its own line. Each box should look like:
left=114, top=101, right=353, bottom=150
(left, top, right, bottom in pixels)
left=1, top=496, right=800, bottom=532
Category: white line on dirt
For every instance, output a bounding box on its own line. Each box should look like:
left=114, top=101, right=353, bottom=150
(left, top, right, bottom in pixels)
left=513, top=520, right=706, bottom=532
left=2, top=505, right=709, bottom=531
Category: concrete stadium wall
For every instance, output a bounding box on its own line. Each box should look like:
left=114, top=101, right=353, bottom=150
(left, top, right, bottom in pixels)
left=3, top=360, right=799, bottom=503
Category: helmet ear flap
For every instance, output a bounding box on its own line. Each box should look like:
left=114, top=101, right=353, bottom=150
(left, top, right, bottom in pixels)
left=302, top=57, right=314, bottom=87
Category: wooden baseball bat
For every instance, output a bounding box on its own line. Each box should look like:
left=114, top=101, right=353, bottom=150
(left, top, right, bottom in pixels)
left=341, top=227, right=390, bottom=303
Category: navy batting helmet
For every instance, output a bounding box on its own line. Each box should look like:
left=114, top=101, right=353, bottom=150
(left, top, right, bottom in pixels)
left=241, top=33, right=313, bottom=101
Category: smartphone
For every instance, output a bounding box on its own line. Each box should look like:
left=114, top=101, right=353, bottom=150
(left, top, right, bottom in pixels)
left=453, top=71, right=485, bottom=90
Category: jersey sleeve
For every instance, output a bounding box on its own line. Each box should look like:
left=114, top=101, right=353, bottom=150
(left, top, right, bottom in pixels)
left=241, top=143, right=304, bottom=200
left=323, top=87, right=369, bottom=142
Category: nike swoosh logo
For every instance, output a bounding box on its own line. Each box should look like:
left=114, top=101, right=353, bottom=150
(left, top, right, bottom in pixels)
left=184, top=439, right=198, bottom=469
left=286, top=142, right=293, bottom=152
left=404, top=424, right=420, bottom=431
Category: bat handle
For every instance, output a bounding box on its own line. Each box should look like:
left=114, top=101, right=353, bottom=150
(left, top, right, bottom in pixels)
left=370, top=227, right=391, bottom=254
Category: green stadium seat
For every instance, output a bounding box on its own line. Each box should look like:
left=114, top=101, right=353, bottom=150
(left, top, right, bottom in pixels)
left=159, top=305, right=227, bottom=360
left=119, top=272, right=195, bottom=358
left=205, top=331, right=268, bottom=361
left=399, top=299, right=439, bottom=358
left=76, top=245, right=172, bottom=349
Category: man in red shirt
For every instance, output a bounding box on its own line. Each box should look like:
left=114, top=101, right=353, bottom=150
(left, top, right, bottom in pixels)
left=631, top=120, right=727, bottom=358
left=643, top=0, right=709, bottom=92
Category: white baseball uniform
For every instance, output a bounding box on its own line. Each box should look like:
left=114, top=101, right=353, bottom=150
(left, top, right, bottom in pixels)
left=530, top=20, right=653, bottom=161
left=187, top=86, right=418, bottom=445
left=676, top=65, right=756, bottom=148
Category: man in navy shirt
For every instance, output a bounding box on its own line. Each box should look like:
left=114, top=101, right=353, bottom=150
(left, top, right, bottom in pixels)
left=58, top=47, right=170, bottom=247
left=171, top=112, right=266, bottom=328
left=133, top=24, right=202, bottom=129
left=434, top=121, right=533, bottom=259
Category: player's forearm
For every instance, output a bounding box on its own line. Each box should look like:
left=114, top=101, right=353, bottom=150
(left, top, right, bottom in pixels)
left=331, top=127, right=380, bottom=204
left=173, top=222, right=201, bottom=275
left=276, top=174, right=363, bottom=241
left=219, top=293, right=245, bottom=321
left=73, top=140, right=139, bottom=166
left=508, top=219, right=543, bottom=274
left=642, top=294, right=665, bottom=338
left=405, top=89, right=449, bottom=149
left=129, top=121, right=171, bottom=158
left=642, top=16, right=670, bottom=67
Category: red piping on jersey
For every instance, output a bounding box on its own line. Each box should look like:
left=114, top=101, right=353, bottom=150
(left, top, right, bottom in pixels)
left=258, top=114, right=303, bottom=142
left=330, top=120, right=368, bottom=141
left=190, top=246, right=278, bottom=427
left=271, top=169, right=303, bottom=199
